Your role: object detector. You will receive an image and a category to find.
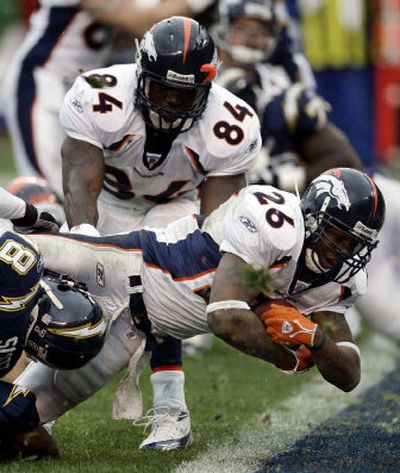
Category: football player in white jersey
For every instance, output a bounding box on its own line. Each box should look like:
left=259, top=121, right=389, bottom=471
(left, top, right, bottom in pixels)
left=213, top=0, right=362, bottom=193
left=59, top=16, right=260, bottom=450
left=2, top=0, right=216, bottom=196
left=12, top=167, right=385, bottom=457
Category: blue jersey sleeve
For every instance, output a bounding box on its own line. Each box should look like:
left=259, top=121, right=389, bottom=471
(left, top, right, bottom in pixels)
left=261, top=84, right=331, bottom=154
left=0, top=380, right=39, bottom=435
left=0, top=231, right=43, bottom=377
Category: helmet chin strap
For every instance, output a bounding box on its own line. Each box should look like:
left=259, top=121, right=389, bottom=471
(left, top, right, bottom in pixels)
left=230, top=45, right=266, bottom=64
left=305, top=248, right=330, bottom=274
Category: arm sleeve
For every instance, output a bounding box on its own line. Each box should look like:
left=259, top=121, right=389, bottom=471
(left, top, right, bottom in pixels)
left=0, top=188, right=26, bottom=220
left=0, top=381, right=39, bottom=435
left=261, top=84, right=331, bottom=146
left=59, top=76, right=104, bottom=149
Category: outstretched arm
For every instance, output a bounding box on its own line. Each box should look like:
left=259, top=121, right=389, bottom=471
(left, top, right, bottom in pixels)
left=299, top=122, right=362, bottom=185
left=207, top=252, right=296, bottom=370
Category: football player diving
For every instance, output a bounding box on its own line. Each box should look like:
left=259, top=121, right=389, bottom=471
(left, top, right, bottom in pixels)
left=12, top=167, right=385, bottom=457
left=0, top=187, right=106, bottom=459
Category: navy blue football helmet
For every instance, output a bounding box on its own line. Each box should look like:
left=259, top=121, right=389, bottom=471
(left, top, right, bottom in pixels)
left=25, top=274, right=106, bottom=370
left=300, top=168, right=386, bottom=284
left=135, top=16, right=219, bottom=133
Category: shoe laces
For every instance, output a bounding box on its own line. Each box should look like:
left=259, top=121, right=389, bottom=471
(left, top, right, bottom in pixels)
left=133, top=406, right=180, bottom=435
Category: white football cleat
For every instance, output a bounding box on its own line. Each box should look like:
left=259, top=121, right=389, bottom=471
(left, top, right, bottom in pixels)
left=135, top=406, right=192, bottom=451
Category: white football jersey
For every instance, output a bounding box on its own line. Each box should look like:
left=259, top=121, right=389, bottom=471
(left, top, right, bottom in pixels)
left=60, top=64, right=261, bottom=213
left=141, top=185, right=367, bottom=338
left=29, top=185, right=366, bottom=340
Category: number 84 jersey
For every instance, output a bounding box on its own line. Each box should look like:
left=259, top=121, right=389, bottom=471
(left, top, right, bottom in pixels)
left=59, top=64, right=261, bottom=213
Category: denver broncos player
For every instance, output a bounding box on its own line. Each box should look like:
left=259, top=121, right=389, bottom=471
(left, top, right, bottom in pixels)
left=3, top=0, right=215, bottom=196
left=14, top=168, right=385, bottom=455
left=213, top=0, right=361, bottom=193
left=59, top=16, right=260, bottom=450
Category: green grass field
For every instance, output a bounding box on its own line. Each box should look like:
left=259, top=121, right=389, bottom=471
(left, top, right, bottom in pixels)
left=1, top=340, right=315, bottom=473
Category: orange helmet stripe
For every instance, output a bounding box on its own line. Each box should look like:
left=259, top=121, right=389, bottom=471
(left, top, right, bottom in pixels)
left=365, top=173, right=379, bottom=217
left=182, top=18, right=192, bottom=64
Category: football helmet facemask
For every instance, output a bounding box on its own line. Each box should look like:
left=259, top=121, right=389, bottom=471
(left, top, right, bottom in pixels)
left=135, top=16, right=219, bottom=133
left=300, top=168, right=386, bottom=284
left=215, top=0, right=282, bottom=64
left=25, top=274, right=106, bottom=370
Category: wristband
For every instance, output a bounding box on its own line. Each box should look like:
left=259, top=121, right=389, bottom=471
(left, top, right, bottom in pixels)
left=309, top=330, right=326, bottom=351
left=11, top=203, right=38, bottom=227
left=206, top=300, right=251, bottom=314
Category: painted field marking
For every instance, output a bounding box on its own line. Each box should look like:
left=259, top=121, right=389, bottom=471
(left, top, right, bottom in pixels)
left=175, top=335, right=398, bottom=473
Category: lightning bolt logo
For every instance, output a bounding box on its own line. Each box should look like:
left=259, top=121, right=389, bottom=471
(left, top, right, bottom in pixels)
left=0, top=283, right=39, bottom=312
left=3, top=384, right=32, bottom=408
left=49, top=318, right=107, bottom=339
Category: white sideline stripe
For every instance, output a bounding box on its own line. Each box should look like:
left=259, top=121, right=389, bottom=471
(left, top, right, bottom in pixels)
left=175, top=335, right=398, bottom=473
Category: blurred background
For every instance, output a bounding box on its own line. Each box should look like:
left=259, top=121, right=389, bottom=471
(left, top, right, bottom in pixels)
left=0, top=0, right=399, bottom=178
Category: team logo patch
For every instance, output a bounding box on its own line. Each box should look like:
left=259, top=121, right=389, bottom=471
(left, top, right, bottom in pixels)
left=96, top=262, right=105, bottom=287
left=281, top=320, right=293, bottom=334
left=141, top=32, right=157, bottom=61
left=314, top=175, right=351, bottom=211
left=240, top=215, right=258, bottom=233
left=71, top=98, right=84, bottom=113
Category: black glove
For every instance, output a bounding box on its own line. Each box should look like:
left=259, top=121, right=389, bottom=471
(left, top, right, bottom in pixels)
left=11, top=203, right=60, bottom=234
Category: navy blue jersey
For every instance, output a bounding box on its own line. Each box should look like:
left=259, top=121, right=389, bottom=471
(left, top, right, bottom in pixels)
left=0, top=232, right=43, bottom=377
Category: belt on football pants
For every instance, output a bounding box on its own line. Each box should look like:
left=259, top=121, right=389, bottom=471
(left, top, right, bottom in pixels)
left=129, top=275, right=158, bottom=351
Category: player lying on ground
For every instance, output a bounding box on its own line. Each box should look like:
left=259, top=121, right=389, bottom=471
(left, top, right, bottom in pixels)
left=0, top=187, right=106, bottom=459
left=12, top=167, right=385, bottom=456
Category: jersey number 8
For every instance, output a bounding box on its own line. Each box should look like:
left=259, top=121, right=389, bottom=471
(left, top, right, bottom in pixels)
left=0, top=240, right=37, bottom=275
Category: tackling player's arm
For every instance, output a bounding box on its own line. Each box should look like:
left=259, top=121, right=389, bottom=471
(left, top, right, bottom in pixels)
left=61, top=137, right=105, bottom=228
left=81, top=0, right=214, bottom=36
left=207, top=252, right=297, bottom=371
left=299, top=123, right=362, bottom=184
left=200, top=174, right=246, bottom=216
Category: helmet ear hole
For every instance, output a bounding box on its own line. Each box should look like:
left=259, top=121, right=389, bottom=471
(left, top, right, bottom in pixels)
left=25, top=275, right=106, bottom=370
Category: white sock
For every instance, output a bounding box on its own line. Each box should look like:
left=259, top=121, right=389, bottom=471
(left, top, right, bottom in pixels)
left=151, top=370, right=187, bottom=412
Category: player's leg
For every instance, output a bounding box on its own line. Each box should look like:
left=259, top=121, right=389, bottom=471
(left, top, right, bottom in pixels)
left=16, top=309, right=146, bottom=424
left=3, top=62, right=66, bottom=196
left=133, top=200, right=198, bottom=450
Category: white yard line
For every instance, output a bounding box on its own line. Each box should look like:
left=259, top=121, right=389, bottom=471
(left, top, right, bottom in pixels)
left=175, top=335, right=398, bottom=473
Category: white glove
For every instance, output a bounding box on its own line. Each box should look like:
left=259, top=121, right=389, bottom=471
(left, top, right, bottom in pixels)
left=69, top=223, right=100, bottom=236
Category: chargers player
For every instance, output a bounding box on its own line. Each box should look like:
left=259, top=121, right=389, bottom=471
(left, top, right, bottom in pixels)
left=14, top=167, right=385, bottom=455
left=59, top=16, right=260, bottom=450
left=213, top=0, right=362, bottom=193
left=2, top=0, right=216, bottom=196
left=0, top=188, right=106, bottom=460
